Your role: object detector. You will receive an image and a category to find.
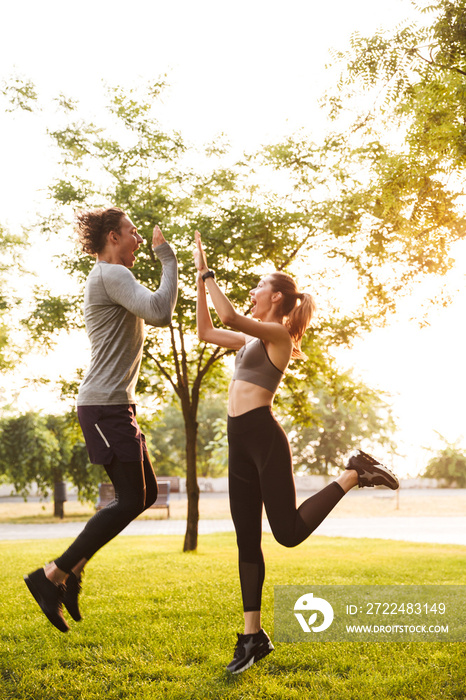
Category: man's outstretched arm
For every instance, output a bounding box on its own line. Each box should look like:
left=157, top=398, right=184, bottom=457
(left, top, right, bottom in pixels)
left=102, top=225, right=178, bottom=326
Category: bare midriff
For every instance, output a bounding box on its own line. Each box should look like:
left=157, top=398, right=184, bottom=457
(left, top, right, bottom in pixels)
left=228, top=379, right=275, bottom=417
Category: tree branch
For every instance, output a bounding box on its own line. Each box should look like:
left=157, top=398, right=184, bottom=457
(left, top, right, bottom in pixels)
left=144, top=349, right=177, bottom=393
left=178, top=321, right=189, bottom=387
left=196, top=344, right=207, bottom=377
left=196, top=346, right=232, bottom=387
left=413, top=47, right=466, bottom=77
left=276, top=228, right=316, bottom=271
left=169, top=323, right=184, bottom=389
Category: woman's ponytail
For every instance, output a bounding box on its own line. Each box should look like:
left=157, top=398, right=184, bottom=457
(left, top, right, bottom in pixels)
left=286, top=292, right=316, bottom=358
left=268, top=272, right=316, bottom=359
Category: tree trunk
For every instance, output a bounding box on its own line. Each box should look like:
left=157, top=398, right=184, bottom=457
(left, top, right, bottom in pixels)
left=161, top=325, right=221, bottom=552
left=54, top=499, right=65, bottom=519
left=53, top=480, right=67, bottom=519
left=183, top=413, right=199, bottom=551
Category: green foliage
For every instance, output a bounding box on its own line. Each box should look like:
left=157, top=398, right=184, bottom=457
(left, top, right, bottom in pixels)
left=0, top=322, right=10, bottom=373
left=1, top=74, right=38, bottom=112
left=0, top=411, right=104, bottom=507
left=0, top=225, right=27, bottom=371
left=204, top=417, right=229, bottom=476
left=285, top=380, right=395, bottom=476
left=315, top=0, right=466, bottom=293
left=423, top=437, right=466, bottom=487
left=0, top=412, right=60, bottom=496
left=22, top=288, right=83, bottom=350
left=148, top=396, right=228, bottom=478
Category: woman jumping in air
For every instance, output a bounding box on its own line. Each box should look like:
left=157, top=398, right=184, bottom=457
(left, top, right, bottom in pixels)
left=193, top=231, right=399, bottom=674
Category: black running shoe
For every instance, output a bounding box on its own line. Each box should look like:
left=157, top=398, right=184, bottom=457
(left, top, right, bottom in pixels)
left=226, top=629, right=274, bottom=674
left=346, top=449, right=399, bottom=490
left=63, top=572, right=82, bottom=622
left=24, top=568, right=69, bottom=632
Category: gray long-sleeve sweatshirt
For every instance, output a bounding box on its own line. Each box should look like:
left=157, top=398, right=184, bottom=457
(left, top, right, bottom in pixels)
left=77, top=241, right=178, bottom=406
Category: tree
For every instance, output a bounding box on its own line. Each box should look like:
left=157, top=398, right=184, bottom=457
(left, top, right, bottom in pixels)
left=0, top=410, right=104, bottom=516
left=44, top=411, right=106, bottom=506
left=423, top=438, right=466, bottom=487
left=0, top=412, right=61, bottom=504
left=281, top=374, right=396, bottom=475
left=252, top=2, right=466, bottom=347
left=318, top=0, right=466, bottom=291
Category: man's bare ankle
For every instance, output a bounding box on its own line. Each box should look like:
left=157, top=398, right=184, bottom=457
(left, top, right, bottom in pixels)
left=44, top=562, right=67, bottom=585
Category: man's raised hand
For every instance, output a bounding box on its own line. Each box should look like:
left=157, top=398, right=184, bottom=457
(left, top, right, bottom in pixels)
left=152, top=225, right=166, bottom=248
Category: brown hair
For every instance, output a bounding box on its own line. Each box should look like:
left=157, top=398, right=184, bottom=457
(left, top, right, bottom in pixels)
left=268, top=272, right=316, bottom=359
left=75, top=207, right=126, bottom=256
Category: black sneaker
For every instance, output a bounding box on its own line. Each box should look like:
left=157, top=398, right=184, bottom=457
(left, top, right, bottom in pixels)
left=24, top=568, right=69, bottom=632
left=63, top=572, right=82, bottom=622
left=346, top=449, right=399, bottom=490
left=226, top=629, right=274, bottom=674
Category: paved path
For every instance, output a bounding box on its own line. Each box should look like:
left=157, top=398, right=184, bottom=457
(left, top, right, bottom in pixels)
left=1, top=516, right=465, bottom=545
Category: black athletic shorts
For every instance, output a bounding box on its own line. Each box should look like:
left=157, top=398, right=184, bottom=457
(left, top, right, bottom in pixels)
left=77, top=404, right=147, bottom=465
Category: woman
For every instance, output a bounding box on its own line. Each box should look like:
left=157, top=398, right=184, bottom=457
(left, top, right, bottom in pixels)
left=193, top=231, right=398, bottom=674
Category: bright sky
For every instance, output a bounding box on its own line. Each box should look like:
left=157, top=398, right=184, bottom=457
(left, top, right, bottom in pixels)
left=1, top=0, right=464, bottom=477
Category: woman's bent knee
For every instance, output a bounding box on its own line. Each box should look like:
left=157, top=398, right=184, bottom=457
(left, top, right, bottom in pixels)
left=273, top=530, right=301, bottom=548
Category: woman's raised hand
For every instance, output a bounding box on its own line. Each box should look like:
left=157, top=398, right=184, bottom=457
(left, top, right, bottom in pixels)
left=194, top=231, right=209, bottom=273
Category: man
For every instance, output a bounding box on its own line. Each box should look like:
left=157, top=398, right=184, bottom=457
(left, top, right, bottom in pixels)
left=24, top=207, right=178, bottom=632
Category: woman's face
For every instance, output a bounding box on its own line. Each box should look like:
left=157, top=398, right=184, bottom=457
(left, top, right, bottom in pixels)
left=250, top=276, right=275, bottom=318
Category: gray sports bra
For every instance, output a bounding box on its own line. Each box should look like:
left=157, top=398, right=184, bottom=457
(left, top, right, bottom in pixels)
left=232, top=338, right=284, bottom=393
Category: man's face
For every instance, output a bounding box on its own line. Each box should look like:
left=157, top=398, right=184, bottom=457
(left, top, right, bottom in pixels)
left=114, top=215, right=143, bottom=267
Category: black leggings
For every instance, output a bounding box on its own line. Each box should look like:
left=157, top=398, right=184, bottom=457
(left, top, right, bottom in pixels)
left=228, top=406, right=345, bottom=612
left=54, top=451, right=158, bottom=573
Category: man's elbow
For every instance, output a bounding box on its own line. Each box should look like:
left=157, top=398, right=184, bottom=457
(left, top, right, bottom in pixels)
left=158, top=311, right=173, bottom=327
left=146, top=310, right=173, bottom=327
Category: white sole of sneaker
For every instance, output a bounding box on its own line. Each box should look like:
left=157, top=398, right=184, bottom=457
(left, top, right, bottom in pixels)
left=357, top=464, right=398, bottom=489
left=230, top=656, right=255, bottom=674
left=228, top=645, right=274, bottom=674
left=347, top=451, right=399, bottom=490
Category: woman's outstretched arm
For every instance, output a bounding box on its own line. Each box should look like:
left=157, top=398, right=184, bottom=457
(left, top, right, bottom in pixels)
left=194, top=231, right=290, bottom=347
left=194, top=232, right=244, bottom=349
left=196, top=270, right=245, bottom=349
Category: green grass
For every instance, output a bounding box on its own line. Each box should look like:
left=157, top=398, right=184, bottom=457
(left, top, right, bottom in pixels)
left=1, top=533, right=465, bottom=699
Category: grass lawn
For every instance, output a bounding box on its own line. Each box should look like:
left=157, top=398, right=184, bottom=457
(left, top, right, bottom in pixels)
left=1, top=533, right=464, bottom=699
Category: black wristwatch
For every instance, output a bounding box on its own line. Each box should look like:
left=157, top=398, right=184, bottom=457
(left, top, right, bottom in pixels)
left=202, top=270, right=215, bottom=281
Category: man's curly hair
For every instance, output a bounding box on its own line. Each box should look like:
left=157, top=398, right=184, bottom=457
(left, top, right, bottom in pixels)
left=75, top=207, right=126, bottom=256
